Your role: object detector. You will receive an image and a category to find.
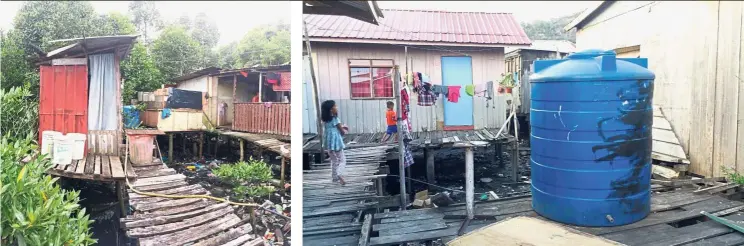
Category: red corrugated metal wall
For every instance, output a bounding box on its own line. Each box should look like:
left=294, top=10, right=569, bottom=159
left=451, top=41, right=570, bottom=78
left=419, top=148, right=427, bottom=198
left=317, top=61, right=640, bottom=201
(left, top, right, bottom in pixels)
left=39, top=65, right=89, bottom=145
left=233, top=103, right=290, bottom=136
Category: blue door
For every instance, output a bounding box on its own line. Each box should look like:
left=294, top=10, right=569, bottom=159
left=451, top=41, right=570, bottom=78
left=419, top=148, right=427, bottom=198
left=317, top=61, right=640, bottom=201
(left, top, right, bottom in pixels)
left=441, top=56, right=474, bottom=128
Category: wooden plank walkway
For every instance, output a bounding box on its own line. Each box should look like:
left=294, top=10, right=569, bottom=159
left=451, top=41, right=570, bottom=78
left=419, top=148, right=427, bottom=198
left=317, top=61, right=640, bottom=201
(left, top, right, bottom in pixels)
left=121, top=158, right=265, bottom=246
left=47, top=154, right=136, bottom=181
left=303, top=146, right=391, bottom=246
left=216, top=129, right=290, bottom=159
left=303, top=128, right=506, bottom=153
left=363, top=189, right=744, bottom=246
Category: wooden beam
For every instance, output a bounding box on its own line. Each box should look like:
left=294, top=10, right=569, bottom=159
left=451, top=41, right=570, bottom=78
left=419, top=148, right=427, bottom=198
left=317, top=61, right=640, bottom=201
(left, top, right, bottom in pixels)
left=426, top=148, right=436, bottom=189
left=168, top=133, right=174, bottom=164
left=239, top=139, right=245, bottom=161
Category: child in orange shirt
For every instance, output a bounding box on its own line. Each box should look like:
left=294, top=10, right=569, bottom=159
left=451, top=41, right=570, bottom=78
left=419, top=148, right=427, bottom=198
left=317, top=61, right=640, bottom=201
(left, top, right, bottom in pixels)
left=381, top=101, right=397, bottom=142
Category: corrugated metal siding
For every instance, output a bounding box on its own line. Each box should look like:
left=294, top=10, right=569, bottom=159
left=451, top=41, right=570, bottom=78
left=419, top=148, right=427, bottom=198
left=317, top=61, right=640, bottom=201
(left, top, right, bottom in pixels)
left=303, top=56, right=319, bottom=134
left=311, top=42, right=508, bottom=134
left=574, top=1, right=744, bottom=177
left=176, top=76, right=209, bottom=92
left=233, top=103, right=290, bottom=136
left=39, top=65, right=89, bottom=145
left=304, top=9, right=531, bottom=45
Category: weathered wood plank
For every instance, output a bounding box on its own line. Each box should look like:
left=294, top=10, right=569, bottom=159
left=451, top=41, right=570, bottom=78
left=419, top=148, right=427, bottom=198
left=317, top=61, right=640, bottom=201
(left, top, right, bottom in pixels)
left=110, top=156, right=126, bottom=178
left=127, top=206, right=233, bottom=238
left=132, top=180, right=189, bottom=192
left=101, top=155, right=112, bottom=177
left=126, top=200, right=215, bottom=218
left=359, top=214, right=372, bottom=246
left=94, top=154, right=102, bottom=176
left=191, top=224, right=252, bottom=246
left=138, top=214, right=242, bottom=246
left=84, top=155, right=97, bottom=174
left=76, top=156, right=87, bottom=174
left=134, top=198, right=204, bottom=212
left=122, top=203, right=229, bottom=228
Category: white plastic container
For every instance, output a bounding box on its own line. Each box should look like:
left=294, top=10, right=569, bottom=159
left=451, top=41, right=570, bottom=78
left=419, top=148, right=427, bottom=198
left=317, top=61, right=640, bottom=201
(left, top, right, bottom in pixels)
left=52, top=135, right=73, bottom=165
left=41, top=131, right=61, bottom=159
left=67, top=133, right=86, bottom=160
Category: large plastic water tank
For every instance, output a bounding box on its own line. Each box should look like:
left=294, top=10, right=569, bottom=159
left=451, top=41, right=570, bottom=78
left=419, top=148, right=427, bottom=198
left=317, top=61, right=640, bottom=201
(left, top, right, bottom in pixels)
left=529, top=50, right=655, bottom=227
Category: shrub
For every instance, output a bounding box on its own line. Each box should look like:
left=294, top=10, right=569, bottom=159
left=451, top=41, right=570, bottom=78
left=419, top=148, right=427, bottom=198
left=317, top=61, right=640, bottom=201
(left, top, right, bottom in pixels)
left=0, top=85, right=39, bottom=141
left=0, top=136, right=96, bottom=246
left=234, top=185, right=275, bottom=198
left=212, top=158, right=273, bottom=185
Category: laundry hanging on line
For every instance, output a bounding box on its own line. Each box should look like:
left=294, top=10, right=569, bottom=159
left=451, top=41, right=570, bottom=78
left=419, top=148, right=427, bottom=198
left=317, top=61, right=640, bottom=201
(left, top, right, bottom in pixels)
left=266, top=72, right=280, bottom=84
left=465, top=85, right=475, bottom=96
left=447, top=85, right=461, bottom=103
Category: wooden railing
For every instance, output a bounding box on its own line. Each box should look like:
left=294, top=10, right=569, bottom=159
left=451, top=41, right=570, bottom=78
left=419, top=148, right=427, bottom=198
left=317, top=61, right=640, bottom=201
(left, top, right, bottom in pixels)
left=233, top=103, right=290, bottom=136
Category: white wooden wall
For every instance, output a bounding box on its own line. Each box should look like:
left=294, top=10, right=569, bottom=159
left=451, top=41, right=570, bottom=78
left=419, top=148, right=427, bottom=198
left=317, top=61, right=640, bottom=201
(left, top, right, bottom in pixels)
left=576, top=1, right=744, bottom=177
left=309, top=42, right=508, bottom=134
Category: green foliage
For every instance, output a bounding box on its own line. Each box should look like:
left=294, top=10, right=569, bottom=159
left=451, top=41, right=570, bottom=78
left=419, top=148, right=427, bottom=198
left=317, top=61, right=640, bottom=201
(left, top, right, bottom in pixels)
left=129, top=1, right=163, bottom=46
left=1, top=30, right=37, bottom=93
left=122, top=43, right=165, bottom=104
left=234, top=185, right=275, bottom=198
left=520, top=12, right=580, bottom=43
left=723, top=167, right=744, bottom=185
left=151, top=26, right=202, bottom=79
left=94, top=12, right=137, bottom=36
left=13, top=1, right=99, bottom=53
left=213, top=159, right=273, bottom=185
left=234, top=22, right=290, bottom=67
left=1, top=136, right=96, bottom=246
left=1, top=85, right=39, bottom=142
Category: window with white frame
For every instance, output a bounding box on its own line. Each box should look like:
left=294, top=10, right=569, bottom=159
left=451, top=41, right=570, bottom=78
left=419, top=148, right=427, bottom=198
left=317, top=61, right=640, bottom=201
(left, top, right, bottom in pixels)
left=349, top=59, right=394, bottom=99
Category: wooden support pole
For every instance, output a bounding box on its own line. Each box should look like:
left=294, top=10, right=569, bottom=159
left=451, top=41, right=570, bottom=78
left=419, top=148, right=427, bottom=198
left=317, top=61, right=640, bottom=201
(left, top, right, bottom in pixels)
left=239, top=139, right=245, bottom=161
left=512, top=101, right=520, bottom=183
left=426, top=148, right=436, bottom=189
left=168, top=133, right=174, bottom=164
left=181, top=134, right=186, bottom=156
left=393, top=65, right=407, bottom=210
left=214, top=135, right=220, bottom=157
left=199, top=132, right=204, bottom=158
left=376, top=177, right=384, bottom=196
left=280, top=157, right=286, bottom=185
left=258, top=72, right=263, bottom=102
left=116, top=181, right=127, bottom=215
left=465, top=146, right=475, bottom=220
left=406, top=166, right=412, bottom=194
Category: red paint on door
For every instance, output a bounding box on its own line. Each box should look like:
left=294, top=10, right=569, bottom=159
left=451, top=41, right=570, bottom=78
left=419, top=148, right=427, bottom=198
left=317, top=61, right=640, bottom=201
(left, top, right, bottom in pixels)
left=39, top=65, right=89, bottom=151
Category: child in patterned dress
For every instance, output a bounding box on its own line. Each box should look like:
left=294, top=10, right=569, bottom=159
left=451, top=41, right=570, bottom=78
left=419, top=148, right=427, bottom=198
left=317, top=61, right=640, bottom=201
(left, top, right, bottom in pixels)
left=321, top=100, right=348, bottom=185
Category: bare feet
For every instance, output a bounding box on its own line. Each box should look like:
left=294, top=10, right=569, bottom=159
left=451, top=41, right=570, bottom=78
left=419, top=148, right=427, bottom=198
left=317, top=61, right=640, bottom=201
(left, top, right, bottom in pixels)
left=338, top=176, right=346, bottom=186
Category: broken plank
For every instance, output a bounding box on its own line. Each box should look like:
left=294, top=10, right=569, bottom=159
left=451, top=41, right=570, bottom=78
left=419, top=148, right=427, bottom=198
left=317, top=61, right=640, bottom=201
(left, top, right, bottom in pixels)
left=652, top=164, right=680, bottom=179
left=359, top=214, right=372, bottom=246
left=134, top=198, right=203, bottom=212
left=126, top=200, right=215, bottom=218
left=694, top=183, right=741, bottom=195
left=191, top=223, right=252, bottom=246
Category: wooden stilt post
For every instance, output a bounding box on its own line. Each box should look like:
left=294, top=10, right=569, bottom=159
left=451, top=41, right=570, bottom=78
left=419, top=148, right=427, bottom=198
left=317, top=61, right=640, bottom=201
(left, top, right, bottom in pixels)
left=181, top=134, right=186, bottom=157
left=511, top=102, right=520, bottom=182
left=116, top=181, right=127, bottom=215
left=280, top=157, right=286, bottom=185
left=426, top=148, right=435, bottom=190
left=239, top=139, right=245, bottom=161
left=199, top=132, right=204, bottom=158
left=214, top=135, right=220, bottom=157
left=497, top=142, right=503, bottom=167
left=168, top=133, right=174, bottom=164
left=465, top=146, right=475, bottom=220
left=376, top=177, right=384, bottom=196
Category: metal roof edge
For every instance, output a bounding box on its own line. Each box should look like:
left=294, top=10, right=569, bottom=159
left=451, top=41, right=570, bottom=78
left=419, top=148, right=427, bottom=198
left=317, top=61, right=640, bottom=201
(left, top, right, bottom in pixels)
left=563, top=1, right=610, bottom=31
left=308, top=37, right=530, bottom=48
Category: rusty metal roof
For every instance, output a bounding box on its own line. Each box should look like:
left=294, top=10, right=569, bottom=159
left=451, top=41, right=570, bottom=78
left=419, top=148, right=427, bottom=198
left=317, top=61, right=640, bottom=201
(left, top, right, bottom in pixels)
left=304, top=9, right=531, bottom=46
left=125, top=129, right=166, bottom=135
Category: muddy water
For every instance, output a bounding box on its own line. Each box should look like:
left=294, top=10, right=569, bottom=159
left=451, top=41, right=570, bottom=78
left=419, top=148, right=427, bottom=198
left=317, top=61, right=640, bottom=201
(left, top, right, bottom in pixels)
left=60, top=179, right=131, bottom=246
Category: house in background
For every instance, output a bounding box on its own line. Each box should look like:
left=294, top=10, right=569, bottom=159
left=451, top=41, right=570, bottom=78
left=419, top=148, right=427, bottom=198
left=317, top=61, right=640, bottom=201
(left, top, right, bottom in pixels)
left=504, top=40, right=576, bottom=116
left=303, top=9, right=531, bottom=134
left=565, top=1, right=744, bottom=178
left=138, top=64, right=291, bottom=136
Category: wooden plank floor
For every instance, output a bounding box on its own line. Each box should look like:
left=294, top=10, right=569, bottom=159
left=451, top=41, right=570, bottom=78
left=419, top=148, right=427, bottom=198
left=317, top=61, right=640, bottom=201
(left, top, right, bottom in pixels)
left=303, top=128, right=508, bottom=153
left=363, top=189, right=744, bottom=246
left=46, top=154, right=135, bottom=181
left=303, top=146, right=390, bottom=246
left=121, top=158, right=264, bottom=246
left=216, top=130, right=290, bottom=159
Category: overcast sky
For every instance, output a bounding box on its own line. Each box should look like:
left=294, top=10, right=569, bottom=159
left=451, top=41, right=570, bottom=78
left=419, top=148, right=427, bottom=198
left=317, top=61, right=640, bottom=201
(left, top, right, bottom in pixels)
left=0, top=1, right=595, bottom=46
left=378, top=1, right=598, bottom=23
left=0, top=1, right=290, bottom=46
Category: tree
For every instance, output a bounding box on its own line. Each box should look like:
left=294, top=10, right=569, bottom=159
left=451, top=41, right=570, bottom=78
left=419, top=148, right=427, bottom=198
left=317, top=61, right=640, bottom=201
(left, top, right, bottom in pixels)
left=521, top=12, right=580, bottom=42
left=13, top=1, right=99, bottom=53
left=151, top=26, right=202, bottom=80
left=121, top=43, right=165, bottom=104
left=94, top=12, right=137, bottom=36
left=217, top=41, right=240, bottom=69
left=234, top=22, right=290, bottom=68
left=129, top=1, right=162, bottom=46
left=1, top=30, right=36, bottom=92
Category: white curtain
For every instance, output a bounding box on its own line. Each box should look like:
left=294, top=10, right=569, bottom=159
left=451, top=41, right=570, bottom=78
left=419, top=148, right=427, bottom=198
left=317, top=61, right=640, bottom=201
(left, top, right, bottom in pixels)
left=88, top=53, right=117, bottom=130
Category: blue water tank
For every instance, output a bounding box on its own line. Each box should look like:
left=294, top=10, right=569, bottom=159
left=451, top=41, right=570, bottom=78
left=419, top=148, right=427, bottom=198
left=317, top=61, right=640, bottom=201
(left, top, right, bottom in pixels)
left=529, top=50, right=655, bottom=227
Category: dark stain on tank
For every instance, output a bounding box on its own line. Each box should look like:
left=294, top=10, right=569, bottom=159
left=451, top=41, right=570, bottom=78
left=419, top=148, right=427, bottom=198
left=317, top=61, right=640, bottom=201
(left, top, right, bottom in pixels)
left=592, top=79, right=653, bottom=213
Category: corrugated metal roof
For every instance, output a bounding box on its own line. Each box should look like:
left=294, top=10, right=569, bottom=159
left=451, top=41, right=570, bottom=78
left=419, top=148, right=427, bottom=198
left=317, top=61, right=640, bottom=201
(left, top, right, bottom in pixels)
left=305, top=9, right=531, bottom=46
left=505, top=40, right=576, bottom=54
left=43, top=35, right=139, bottom=61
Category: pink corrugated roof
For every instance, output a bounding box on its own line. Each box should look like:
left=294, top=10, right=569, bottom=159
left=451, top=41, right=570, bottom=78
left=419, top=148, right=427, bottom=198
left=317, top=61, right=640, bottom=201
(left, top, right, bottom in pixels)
left=304, top=9, right=531, bottom=46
